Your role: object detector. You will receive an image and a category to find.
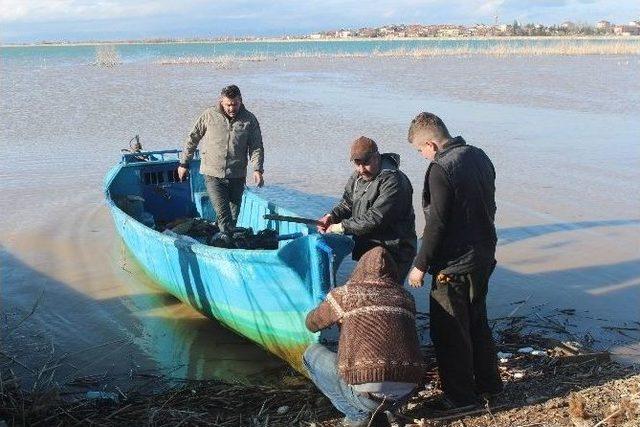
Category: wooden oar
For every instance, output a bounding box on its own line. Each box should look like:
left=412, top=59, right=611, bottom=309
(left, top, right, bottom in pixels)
left=263, top=214, right=320, bottom=226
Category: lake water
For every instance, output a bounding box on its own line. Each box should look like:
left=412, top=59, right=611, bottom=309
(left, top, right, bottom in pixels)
left=1, top=41, right=639, bottom=390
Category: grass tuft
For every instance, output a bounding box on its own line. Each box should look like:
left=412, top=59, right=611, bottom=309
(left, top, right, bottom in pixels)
left=94, top=45, right=121, bottom=67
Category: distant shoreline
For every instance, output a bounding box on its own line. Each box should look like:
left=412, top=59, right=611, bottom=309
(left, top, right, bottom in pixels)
left=1, top=35, right=637, bottom=48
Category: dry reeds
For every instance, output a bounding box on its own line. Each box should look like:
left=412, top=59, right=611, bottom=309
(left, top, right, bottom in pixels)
left=94, top=45, right=121, bottom=67
left=569, top=392, right=591, bottom=427
left=152, top=40, right=639, bottom=66
left=376, top=41, right=640, bottom=58
left=0, top=369, right=336, bottom=426
left=154, top=54, right=267, bottom=67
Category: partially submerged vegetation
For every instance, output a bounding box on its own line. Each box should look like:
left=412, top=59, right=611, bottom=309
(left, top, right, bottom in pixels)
left=94, top=45, right=121, bottom=67
left=154, top=55, right=266, bottom=67
left=375, top=40, right=640, bottom=57
left=152, top=40, right=640, bottom=67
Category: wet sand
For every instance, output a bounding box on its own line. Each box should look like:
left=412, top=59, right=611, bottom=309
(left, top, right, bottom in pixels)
left=1, top=54, right=638, bottom=389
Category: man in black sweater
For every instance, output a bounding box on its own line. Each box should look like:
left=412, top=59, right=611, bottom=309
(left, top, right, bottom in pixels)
left=407, top=112, right=502, bottom=409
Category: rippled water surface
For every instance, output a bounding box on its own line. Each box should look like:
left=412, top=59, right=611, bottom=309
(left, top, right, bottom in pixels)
left=1, top=48, right=639, bottom=388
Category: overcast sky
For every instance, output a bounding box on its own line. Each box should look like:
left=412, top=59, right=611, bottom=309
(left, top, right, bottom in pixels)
left=1, top=0, right=638, bottom=43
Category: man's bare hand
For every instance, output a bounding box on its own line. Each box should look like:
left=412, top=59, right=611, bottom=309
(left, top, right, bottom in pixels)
left=408, top=267, right=426, bottom=288
left=177, top=165, right=189, bottom=181
left=326, top=223, right=344, bottom=234
left=317, top=214, right=333, bottom=234
left=253, top=171, right=264, bottom=187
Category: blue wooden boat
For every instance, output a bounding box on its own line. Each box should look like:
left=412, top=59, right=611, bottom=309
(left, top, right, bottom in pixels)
left=104, top=150, right=353, bottom=371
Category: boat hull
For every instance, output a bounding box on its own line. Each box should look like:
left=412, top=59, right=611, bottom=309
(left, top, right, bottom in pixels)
left=104, top=153, right=352, bottom=372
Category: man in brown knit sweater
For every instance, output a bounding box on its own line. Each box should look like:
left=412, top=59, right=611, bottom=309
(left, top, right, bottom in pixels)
left=304, top=247, right=425, bottom=427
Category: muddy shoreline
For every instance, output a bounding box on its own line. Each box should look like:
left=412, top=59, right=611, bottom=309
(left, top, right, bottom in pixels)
left=2, top=324, right=638, bottom=426
left=3, top=311, right=639, bottom=425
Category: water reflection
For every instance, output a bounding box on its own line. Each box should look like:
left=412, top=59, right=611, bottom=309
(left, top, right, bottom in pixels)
left=0, top=245, right=287, bottom=391
left=115, top=245, right=289, bottom=384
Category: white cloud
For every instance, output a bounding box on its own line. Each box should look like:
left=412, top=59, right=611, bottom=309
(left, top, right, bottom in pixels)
left=0, top=0, right=635, bottom=42
left=0, top=0, right=189, bottom=23
left=382, top=9, right=397, bottom=18
left=2, top=0, right=630, bottom=25
left=477, top=0, right=506, bottom=16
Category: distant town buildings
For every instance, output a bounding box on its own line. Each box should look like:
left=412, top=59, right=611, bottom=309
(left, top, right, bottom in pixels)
left=614, top=20, right=640, bottom=36
left=32, top=18, right=639, bottom=46
left=305, top=19, right=640, bottom=39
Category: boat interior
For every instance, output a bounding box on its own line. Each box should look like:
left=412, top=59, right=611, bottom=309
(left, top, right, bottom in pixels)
left=106, top=150, right=310, bottom=246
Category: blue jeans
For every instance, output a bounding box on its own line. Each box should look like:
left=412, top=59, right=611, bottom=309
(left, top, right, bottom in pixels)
left=303, top=344, right=381, bottom=423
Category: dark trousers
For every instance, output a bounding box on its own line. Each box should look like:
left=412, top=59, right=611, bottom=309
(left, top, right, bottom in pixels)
left=204, top=175, right=245, bottom=233
left=397, top=259, right=413, bottom=285
left=429, top=263, right=502, bottom=405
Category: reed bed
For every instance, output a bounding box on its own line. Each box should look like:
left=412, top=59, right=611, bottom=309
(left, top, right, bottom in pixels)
left=376, top=40, right=640, bottom=58
left=94, top=45, right=121, bottom=67
left=154, top=54, right=268, bottom=67
left=152, top=40, right=639, bottom=66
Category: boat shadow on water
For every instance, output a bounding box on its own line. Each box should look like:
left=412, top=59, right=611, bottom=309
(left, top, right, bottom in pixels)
left=0, top=247, right=288, bottom=394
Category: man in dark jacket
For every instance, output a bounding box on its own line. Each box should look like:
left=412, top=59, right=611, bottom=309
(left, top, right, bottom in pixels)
left=318, top=136, right=417, bottom=282
left=407, top=112, right=502, bottom=409
left=304, top=247, right=425, bottom=427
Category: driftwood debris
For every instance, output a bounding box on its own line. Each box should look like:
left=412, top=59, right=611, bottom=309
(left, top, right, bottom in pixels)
left=550, top=340, right=611, bottom=365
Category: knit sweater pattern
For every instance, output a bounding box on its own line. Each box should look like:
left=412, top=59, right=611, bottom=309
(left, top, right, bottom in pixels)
left=306, top=247, right=426, bottom=385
